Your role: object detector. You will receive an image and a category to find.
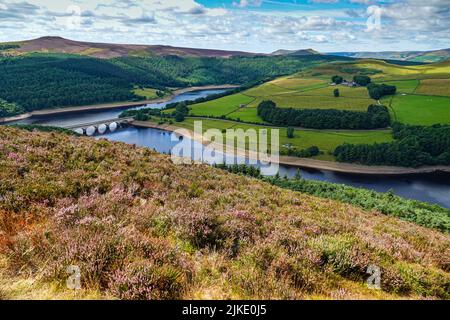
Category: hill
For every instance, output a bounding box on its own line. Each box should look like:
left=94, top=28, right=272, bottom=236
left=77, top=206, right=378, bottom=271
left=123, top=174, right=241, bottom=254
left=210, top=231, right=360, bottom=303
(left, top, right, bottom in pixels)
left=328, top=49, right=450, bottom=63
left=155, top=57, right=450, bottom=165
left=0, top=52, right=346, bottom=116
left=271, top=49, right=321, bottom=56
left=1, top=36, right=258, bottom=59
left=0, top=126, right=448, bottom=300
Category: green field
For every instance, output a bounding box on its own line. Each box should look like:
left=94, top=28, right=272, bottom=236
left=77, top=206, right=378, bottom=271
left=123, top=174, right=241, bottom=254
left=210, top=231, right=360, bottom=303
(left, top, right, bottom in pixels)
left=227, top=106, right=267, bottom=123
left=305, top=59, right=450, bottom=81
left=379, top=80, right=419, bottom=94
left=189, top=94, right=255, bottom=117
left=187, top=75, right=377, bottom=123
left=178, top=59, right=450, bottom=161
left=389, top=94, right=450, bottom=125
left=132, top=87, right=159, bottom=99
left=174, top=118, right=393, bottom=161
left=270, top=95, right=372, bottom=111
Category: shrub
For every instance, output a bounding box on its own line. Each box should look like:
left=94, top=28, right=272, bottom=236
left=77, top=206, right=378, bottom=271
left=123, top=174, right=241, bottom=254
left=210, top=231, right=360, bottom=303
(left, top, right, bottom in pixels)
left=109, top=261, right=188, bottom=300
left=367, top=83, right=397, bottom=100
left=310, top=234, right=369, bottom=278
left=287, top=127, right=295, bottom=138
left=174, top=112, right=185, bottom=122
left=331, top=75, right=343, bottom=84
left=353, top=75, right=372, bottom=86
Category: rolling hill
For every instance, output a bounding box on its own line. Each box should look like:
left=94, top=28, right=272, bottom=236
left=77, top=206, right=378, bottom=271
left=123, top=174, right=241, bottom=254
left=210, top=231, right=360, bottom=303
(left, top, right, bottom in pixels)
left=328, top=49, right=450, bottom=63
left=0, top=36, right=258, bottom=59
left=271, top=49, right=321, bottom=56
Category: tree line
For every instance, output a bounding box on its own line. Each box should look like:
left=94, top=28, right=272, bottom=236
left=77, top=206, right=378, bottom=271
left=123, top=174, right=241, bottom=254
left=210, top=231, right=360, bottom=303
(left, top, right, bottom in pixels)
left=334, top=123, right=450, bottom=167
left=281, top=145, right=320, bottom=158
left=257, top=100, right=391, bottom=130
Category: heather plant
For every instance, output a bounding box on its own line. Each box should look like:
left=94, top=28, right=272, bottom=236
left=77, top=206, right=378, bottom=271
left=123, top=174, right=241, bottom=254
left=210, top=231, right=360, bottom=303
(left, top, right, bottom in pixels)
left=109, top=261, right=188, bottom=300
left=0, top=126, right=449, bottom=300
left=309, top=234, right=371, bottom=279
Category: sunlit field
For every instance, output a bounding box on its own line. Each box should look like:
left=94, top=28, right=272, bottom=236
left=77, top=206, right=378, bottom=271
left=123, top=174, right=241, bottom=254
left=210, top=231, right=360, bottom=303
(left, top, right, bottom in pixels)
left=388, top=94, right=450, bottom=125
left=173, top=118, right=394, bottom=160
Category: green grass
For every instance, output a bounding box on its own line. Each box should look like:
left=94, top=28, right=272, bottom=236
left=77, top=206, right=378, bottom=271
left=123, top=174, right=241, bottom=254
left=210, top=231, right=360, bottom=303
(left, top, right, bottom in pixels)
left=269, top=95, right=373, bottom=111
left=389, top=94, right=450, bottom=125
left=175, top=118, right=393, bottom=161
left=245, top=83, right=298, bottom=97
left=297, top=85, right=371, bottom=98
left=227, top=107, right=267, bottom=123
left=379, top=80, right=419, bottom=94
left=132, top=87, right=159, bottom=99
left=306, top=59, right=450, bottom=81
left=189, top=94, right=255, bottom=117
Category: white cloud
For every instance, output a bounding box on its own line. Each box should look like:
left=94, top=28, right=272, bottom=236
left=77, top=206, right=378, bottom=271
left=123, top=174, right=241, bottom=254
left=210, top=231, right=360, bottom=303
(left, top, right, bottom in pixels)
left=232, top=0, right=262, bottom=8
left=0, top=0, right=448, bottom=52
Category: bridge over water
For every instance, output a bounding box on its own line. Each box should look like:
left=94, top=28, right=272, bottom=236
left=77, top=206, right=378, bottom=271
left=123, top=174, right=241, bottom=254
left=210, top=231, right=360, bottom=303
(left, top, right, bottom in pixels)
left=64, top=117, right=134, bottom=136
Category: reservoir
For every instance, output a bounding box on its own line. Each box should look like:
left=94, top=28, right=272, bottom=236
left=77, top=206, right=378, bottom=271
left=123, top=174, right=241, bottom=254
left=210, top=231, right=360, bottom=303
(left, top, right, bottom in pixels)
left=9, top=89, right=450, bottom=209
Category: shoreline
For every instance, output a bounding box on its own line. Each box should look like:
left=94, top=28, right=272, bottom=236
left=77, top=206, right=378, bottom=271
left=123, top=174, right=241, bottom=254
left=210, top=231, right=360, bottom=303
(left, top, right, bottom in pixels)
left=0, top=85, right=238, bottom=124
left=132, top=120, right=450, bottom=176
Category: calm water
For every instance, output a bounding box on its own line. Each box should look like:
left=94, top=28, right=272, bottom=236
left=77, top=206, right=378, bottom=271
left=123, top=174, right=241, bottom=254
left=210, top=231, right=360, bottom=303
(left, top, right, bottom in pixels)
left=11, top=89, right=226, bottom=128
left=8, top=89, right=450, bottom=209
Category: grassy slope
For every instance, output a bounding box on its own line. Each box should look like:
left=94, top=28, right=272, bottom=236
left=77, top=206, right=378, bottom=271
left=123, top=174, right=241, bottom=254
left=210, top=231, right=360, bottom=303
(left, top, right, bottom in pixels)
left=388, top=95, right=450, bottom=126
left=0, top=127, right=448, bottom=300
left=173, top=118, right=393, bottom=161
left=182, top=59, right=450, bottom=159
left=183, top=68, right=392, bottom=159
left=189, top=94, right=255, bottom=117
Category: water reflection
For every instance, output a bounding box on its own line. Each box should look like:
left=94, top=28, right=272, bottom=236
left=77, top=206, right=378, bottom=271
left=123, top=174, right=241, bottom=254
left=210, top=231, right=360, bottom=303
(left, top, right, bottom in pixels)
left=104, top=127, right=450, bottom=209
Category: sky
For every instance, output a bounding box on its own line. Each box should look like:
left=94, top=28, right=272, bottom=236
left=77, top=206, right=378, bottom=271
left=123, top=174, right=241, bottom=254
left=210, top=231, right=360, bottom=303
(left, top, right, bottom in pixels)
left=0, top=0, right=449, bottom=53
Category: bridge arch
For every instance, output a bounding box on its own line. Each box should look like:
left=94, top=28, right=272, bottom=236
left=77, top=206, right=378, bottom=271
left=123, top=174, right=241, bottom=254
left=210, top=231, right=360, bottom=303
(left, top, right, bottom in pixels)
left=86, top=126, right=97, bottom=136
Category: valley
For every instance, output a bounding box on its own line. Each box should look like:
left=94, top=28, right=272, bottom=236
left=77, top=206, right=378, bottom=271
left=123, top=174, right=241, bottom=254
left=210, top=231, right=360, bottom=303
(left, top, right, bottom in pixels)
left=0, top=35, right=449, bottom=302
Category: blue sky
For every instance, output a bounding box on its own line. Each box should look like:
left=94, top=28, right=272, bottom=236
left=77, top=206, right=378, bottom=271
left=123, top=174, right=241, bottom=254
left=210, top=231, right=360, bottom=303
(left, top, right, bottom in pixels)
left=0, top=0, right=448, bottom=53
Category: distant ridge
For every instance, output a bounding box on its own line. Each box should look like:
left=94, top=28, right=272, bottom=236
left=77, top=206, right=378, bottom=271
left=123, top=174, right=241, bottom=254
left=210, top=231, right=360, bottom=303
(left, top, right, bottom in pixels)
left=2, top=37, right=449, bottom=62
left=328, top=48, right=450, bottom=63
left=271, top=48, right=321, bottom=56
left=3, top=36, right=259, bottom=59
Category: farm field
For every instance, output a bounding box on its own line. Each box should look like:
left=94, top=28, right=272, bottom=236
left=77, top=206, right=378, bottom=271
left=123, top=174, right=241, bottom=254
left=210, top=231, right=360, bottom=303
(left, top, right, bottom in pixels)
left=305, top=59, right=450, bottom=81
left=227, top=106, right=267, bottom=123
left=189, top=94, right=255, bottom=117
left=188, top=75, right=377, bottom=122
left=268, top=94, right=372, bottom=111
left=388, top=94, right=450, bottom=125
left=174, top=118, right=394, bottom=161
left=177, top=58, right=450, bottom=162
left=379, top=80, right=419, bottom=94
left=186, top=59, right=450, bottom=127
left=416, top=79, right=450, bottom=97
left=245, top=78, right=329, bottom=96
